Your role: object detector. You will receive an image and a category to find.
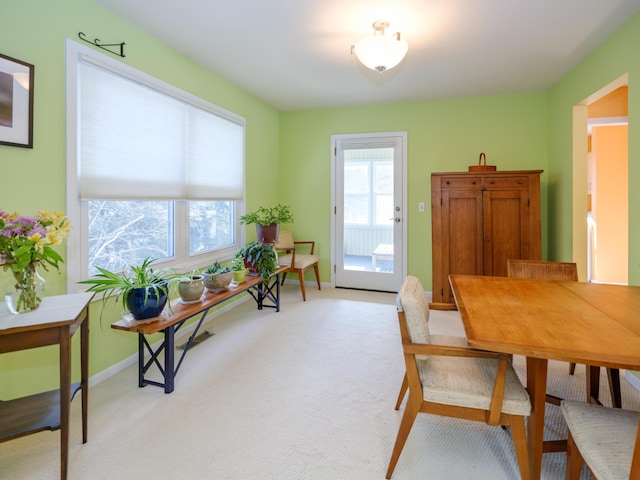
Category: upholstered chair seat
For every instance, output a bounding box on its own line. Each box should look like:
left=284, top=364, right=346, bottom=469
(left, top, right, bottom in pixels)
left=417, top=352, right=531, bottom=416
left=561, top=400, right=640, bottom=480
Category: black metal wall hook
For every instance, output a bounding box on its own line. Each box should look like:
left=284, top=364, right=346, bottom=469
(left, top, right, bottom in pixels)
left=78, top=32, right=126, bottom=58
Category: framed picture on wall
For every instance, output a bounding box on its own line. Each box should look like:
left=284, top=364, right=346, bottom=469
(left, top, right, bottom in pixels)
left=0, top=53, right=34, bottom=148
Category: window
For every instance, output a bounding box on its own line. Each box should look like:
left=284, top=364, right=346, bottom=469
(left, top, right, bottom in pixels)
left=343, top=148, right=394, bottom=226
left=66, top=40, right=245, bottom=289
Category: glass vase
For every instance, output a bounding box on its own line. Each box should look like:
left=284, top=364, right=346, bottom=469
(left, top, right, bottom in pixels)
left=4, top=263, right=46, bottom=314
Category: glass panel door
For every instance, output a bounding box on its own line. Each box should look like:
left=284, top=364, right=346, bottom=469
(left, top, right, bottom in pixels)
left=333, top=133, right=405, bottom=292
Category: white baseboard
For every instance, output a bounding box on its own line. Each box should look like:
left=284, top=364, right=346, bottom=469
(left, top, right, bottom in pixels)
left=88, top=294, right=251, bottom=389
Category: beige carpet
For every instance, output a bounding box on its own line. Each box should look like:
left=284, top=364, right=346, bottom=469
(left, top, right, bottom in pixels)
left=1, top=285, right=638, bottom=479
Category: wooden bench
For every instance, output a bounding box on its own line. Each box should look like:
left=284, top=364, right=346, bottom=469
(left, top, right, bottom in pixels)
left=111, top=266, right=286, bottom=393
left=372, top=243, right=394, bottom=270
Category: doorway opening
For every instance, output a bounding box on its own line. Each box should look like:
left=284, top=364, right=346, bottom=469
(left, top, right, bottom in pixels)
left=572, top=74, right=628, bottom=285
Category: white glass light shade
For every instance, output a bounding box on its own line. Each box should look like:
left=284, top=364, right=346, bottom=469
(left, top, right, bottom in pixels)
left=353, top=29, right=408, bottom=73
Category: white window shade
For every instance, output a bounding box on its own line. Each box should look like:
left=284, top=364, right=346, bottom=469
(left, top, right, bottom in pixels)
left=79, top=60, right=244, bottom=201
left=187, top=106, right=244, bottom=200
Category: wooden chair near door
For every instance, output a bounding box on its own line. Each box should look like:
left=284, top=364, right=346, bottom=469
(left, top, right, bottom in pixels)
left=275, top=231, right=321, bottom=301
left=507, top=259, right=622, bottom=408
left=387, top=276, right=532, bottom=479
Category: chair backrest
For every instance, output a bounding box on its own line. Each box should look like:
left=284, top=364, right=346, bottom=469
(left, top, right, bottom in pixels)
left=275, top=230, right=295, bottom=251
left=398, top=276, right=431, bottom=345
left=507, top=259, right=578, bottom=282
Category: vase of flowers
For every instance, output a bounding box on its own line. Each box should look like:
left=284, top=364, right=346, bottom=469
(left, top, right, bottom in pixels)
left=0, top=210, right=72, bottom=314
left=5, top=262, right=46, bottom=314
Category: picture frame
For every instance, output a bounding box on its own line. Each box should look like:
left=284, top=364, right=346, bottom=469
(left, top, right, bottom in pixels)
left=0, top=53, right=34, bottom=148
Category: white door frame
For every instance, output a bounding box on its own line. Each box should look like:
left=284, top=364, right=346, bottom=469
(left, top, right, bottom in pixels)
left=330, top=132, right=407, bottom=291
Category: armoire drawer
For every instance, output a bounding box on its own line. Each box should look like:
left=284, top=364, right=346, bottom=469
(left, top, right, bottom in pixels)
left=440, top=176, right=482, bottom=189
left=483, top=176, right=529, bottom=189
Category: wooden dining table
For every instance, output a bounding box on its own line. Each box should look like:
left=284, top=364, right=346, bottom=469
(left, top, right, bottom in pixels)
left=449, top=274, right=640, bottom=480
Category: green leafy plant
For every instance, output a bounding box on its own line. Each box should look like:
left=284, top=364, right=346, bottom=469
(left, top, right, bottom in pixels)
left=238, top=241, right=278, bottom=284
left=231, top=252, right=246, bottom=271
left=78, top=257, right=171, bottom=319
left=239, top=204, right=294, bottom=226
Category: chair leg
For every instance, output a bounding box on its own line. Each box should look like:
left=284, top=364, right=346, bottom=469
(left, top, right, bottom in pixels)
left=586, top=365, right=601, bottom=405
left=386, top=397, right=420, bottom=479
left=569, top=362, right=576, bottom=375
left=586, top=366, right=622, bottom=408
left=297, top=271, right=307, bottom=301
left=313, top=264, right=321, bottom=291
left=607, top=368, right=622, bottom=408
left=509, top=416, right=531, bottom=480
left=395, top=373, right=408, bottom=410
left=566, top=430, right=584, bottom=480
left=280, top=272, right=288, bottom=286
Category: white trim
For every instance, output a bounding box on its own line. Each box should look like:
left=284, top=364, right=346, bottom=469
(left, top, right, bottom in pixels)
left=330, top=132, right=408, bottom=292
left=587, top=116, right=628, bottom=134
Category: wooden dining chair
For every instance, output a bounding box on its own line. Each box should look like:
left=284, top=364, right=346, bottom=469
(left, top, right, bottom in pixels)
left=561, top=400, right=640, bottom=479
left=274, top=230, right=321, bottom=301
left=387, top=276, right=531, bottom=479
left=507, top=259, right=622, bottom=408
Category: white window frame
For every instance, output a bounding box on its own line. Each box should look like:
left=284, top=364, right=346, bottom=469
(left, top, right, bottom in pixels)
left=65, top=40, right=245, bottom=292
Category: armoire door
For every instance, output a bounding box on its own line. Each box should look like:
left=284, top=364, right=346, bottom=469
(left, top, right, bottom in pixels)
left=482, top=189, right=530, bottom=276
left=439, top=189, right=484, bottom=304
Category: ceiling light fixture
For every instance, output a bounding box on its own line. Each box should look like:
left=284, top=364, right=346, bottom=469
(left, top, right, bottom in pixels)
left=352, top=20, right=408, bottom=73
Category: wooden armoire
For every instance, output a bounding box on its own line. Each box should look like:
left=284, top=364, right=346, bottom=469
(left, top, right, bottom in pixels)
left=431, top=170, right=543, bottom=309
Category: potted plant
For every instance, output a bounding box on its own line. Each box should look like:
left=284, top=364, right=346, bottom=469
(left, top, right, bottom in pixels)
left=202, top=261, right=234, bottom=292
left=238, top=241, right=278, bottom=284
left=78, top=257, right=171, bottom=320
left=239, top=204, right=294, bottom=244
left=175, top=270, right=205, bottom=303
left=231, top=253, right=249, bottom=283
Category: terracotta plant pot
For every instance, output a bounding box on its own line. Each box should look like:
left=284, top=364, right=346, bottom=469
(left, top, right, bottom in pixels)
left=256, top=223, right=279, bottom=244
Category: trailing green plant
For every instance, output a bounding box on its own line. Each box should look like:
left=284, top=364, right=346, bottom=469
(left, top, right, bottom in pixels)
left=239, top=241, right=278, bottom=284
left=239, top=204, right=294, bottom=226
left=78, top=257, right=172, bottom=320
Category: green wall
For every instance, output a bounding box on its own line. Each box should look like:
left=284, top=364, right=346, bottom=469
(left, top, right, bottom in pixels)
left=547, top=12, right=640, bottom=282
left=279, top=93, right=549, bottom=287
left=2, top=0, right=639, bottom=399
left=0, top=0, right=279, bottom=398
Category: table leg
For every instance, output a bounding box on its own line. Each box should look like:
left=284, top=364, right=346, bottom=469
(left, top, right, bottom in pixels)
left=276, top=273, right=280, bottom=312
left=587, top=365, right=601, bottom=405
left=81, top=314, right=89, bottom=444
left=164, top=326, right=175, bottom=394
left=257, top=283, right=264, bottom=310
left=526, top=357, right=548, bottom=480
left=138, top=334, right=145, bottom=388
left=607, top=368, right=622, bottom=408
left=59, top=326, right=71, bottom=480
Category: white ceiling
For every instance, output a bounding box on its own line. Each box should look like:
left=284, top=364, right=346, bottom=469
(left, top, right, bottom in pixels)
left=94, top=0, right=640, bottom=111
